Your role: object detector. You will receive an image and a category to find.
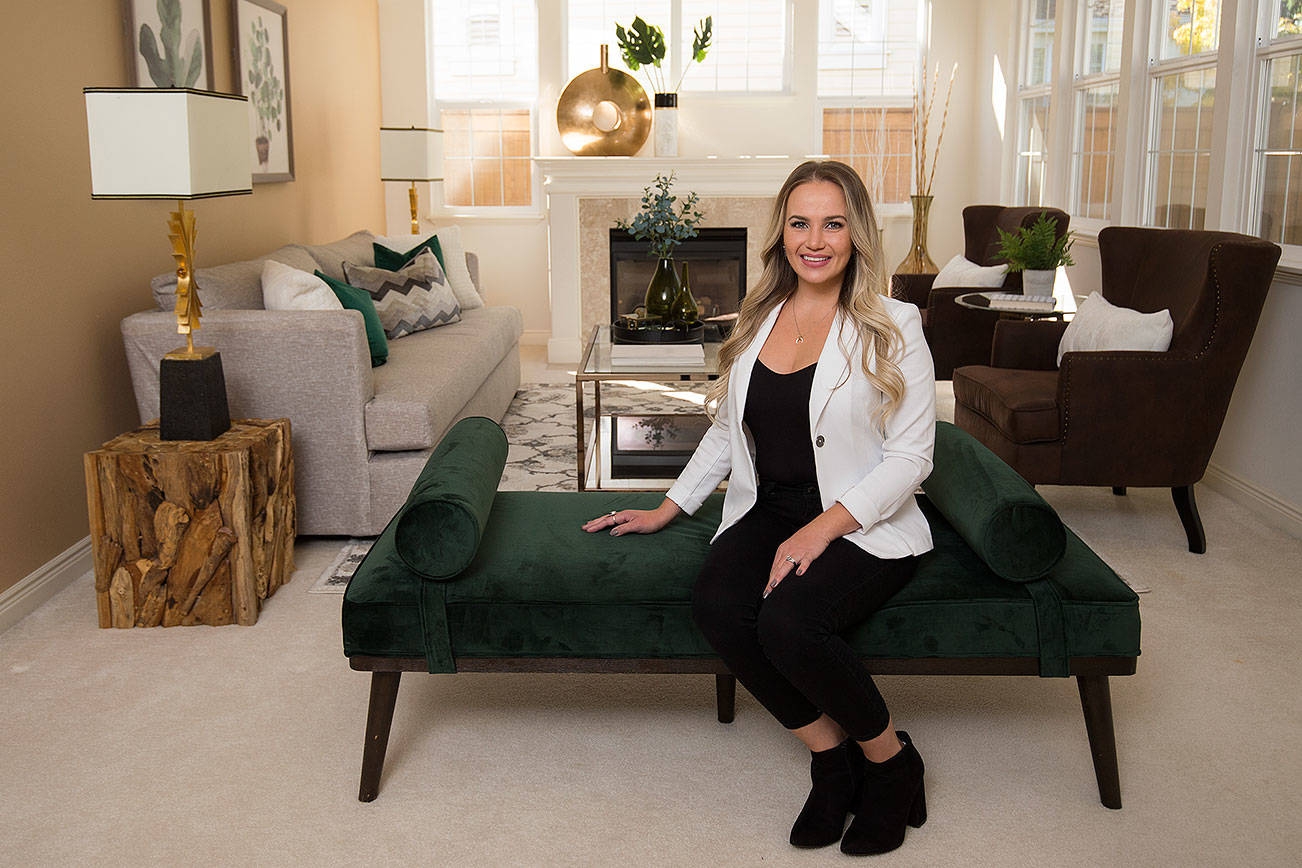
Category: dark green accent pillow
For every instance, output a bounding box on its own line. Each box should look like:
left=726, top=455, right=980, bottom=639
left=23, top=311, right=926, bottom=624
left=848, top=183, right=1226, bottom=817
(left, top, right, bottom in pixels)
left=394, top=417, right=508, bottom=579
left=920, top=421, right=1066, bottom=582
left=315, top=270, right=388, bottom=367
left=374, top=234, right=446, bottom=273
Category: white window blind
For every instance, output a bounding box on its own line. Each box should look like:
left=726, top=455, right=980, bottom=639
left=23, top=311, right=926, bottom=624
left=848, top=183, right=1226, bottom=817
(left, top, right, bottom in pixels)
left=680, top=1, right=787, bottom=92
left=433, top=0, right=538, bottom=101
left=566, top=1, right=670, bottom=81
left=817, top=0, right=921, bottom=98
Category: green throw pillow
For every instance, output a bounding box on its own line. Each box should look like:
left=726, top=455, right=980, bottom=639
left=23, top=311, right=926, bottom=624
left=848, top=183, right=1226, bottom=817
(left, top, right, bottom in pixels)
left=374, top=234, right=446, bottom=273
left=315, top=270, right=388, bottom=367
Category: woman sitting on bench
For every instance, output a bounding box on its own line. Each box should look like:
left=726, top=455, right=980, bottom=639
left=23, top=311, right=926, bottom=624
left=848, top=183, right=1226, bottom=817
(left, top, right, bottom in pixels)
left=583, top=160, right=936, bottom=856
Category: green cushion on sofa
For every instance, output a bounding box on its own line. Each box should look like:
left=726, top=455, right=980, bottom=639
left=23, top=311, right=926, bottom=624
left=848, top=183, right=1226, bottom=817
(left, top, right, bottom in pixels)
left=921, top=421, right=1066, bottom=582
left=394, top=417, right=507, bottom=579
left=315, top=270, right=388, bottom=366
left=374, top=234, right=446, bottom=273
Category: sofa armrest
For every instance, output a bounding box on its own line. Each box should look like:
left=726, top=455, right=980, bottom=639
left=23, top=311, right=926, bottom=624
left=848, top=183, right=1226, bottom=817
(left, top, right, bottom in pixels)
left=466, top=251, right=480, bottom=295
left=890, top=272, right=936, bottom=308
left=1056, top=351, right=1210, bottom=483
left=122, top=308, right=376, bottom=534
left=990, top=320, right=1069, bottom=370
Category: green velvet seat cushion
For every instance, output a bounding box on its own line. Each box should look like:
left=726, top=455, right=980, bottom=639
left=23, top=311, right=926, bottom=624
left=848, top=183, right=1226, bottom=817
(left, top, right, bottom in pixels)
left=342, top=491, right=1139, bottom=663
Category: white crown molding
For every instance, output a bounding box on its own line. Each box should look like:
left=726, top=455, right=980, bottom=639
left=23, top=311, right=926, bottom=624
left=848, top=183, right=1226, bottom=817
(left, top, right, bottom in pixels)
left=1, top=536, right=91, bottom=635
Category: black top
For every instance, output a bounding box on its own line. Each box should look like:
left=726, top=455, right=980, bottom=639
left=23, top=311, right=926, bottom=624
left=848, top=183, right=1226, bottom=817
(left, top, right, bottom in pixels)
left=743, top=359, right=818, bottom=485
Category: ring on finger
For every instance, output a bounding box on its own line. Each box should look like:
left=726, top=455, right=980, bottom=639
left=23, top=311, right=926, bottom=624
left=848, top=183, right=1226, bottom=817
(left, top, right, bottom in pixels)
left=784, top=555, right=797, bottom=564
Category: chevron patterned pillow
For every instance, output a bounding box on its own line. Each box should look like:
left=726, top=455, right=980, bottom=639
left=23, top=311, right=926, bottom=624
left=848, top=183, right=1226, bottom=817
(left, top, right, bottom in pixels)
left=342, top=248, right=461, bottom=339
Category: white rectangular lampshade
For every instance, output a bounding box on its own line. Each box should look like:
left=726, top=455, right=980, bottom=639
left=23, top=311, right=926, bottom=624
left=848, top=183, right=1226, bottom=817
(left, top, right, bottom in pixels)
left=85, top=88, right=252, bottom=198
left=380, top=127, right=443, bottom=182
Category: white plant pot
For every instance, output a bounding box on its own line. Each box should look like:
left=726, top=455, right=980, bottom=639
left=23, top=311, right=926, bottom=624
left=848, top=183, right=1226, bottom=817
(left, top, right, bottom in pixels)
left=654, top=94, right=678, bottom=157
left=1022, top=269, right=1056, bottom=297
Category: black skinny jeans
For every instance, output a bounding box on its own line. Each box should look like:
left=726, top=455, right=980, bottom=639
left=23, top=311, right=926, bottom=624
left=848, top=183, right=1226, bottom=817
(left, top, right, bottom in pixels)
left=692, top=481, right=917, bottom=742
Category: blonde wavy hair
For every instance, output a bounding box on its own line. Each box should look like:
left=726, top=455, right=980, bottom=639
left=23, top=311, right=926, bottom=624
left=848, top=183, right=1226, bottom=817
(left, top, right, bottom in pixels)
left=706, top=160, right=906, bottom=430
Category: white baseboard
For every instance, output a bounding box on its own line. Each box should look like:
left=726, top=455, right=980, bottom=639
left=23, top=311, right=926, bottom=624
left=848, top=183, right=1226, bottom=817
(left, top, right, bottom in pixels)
left=519, top=329, right=550, bottom=347
left=1203, top=463, right=1302, bottom=540
left=0, top=536, right=92, bottom=635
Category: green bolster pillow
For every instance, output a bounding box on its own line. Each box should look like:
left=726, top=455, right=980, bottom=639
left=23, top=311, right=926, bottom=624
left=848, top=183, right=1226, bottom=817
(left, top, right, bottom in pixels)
left=920, top=422, right=1066, bottom=582
left=394, top=417, right=508, bottom=580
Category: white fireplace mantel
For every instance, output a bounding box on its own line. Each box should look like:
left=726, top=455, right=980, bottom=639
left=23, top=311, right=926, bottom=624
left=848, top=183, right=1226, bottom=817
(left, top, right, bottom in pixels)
left=536, top=156, right=805, bottom=362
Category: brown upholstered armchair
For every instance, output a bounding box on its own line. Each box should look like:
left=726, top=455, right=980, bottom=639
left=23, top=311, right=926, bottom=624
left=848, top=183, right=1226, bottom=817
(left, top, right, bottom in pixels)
left=892, top=205, right=1070, bottom=379
left=952, top=227, right=1281, bottom=553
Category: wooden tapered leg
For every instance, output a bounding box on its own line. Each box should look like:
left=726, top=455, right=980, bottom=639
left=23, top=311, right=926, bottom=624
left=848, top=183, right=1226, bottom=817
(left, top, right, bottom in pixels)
left=1112, top=486, right=1126, bottom=496
left=1076, top=675, right=1122, bottom=809
left=1172, top=485, right=1206, bottom=554
left=715, top=674, right=736, bottom=724
left=359, top=671, right=402, bottom=802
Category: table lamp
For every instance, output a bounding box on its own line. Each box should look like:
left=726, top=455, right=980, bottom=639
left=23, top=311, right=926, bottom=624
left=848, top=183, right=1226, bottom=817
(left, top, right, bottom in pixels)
left=380, top=125, right=443, bottom=234
left=85, top=87, right=252, bottom=440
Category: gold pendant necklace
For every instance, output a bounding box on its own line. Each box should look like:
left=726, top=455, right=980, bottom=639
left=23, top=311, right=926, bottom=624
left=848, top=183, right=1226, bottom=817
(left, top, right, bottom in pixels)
left=792, top=302, right=833, bottom=346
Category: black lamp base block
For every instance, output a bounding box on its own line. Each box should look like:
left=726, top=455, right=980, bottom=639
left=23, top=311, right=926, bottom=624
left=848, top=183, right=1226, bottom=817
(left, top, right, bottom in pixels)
left=160, top=353, right=231, bottom=441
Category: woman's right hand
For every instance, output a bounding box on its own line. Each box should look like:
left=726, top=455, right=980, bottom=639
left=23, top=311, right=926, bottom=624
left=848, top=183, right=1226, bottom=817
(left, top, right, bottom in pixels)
left=582, top=498, right=682, bottom=536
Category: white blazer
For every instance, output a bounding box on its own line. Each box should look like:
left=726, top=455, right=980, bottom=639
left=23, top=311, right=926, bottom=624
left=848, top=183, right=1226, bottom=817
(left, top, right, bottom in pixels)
left=666, top=296, right=936, bottom=559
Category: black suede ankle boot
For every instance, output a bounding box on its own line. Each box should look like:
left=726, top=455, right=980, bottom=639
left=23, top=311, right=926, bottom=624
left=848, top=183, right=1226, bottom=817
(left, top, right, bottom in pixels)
left=789, top=738, right=865, bottom=848
left=840, top=730, right=926, bottom=856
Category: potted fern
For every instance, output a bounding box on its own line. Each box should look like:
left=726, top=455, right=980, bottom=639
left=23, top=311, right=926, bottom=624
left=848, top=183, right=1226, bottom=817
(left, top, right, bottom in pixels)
left=995, top=211, right=1075, bottom=296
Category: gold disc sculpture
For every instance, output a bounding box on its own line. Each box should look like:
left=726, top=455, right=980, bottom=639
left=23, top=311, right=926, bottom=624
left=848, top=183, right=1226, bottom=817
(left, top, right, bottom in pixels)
left=557, top=45, right=652, bottom=156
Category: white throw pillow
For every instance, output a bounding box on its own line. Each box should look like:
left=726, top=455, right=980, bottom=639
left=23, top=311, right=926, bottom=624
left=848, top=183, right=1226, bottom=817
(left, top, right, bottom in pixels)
left=432, top=224, right=484, bottom=311
left=260, top=259, right=343, bottom=311
left=1056, top=291, right=1174, bottom=367
left=932, top=254, right=1009, bottom=288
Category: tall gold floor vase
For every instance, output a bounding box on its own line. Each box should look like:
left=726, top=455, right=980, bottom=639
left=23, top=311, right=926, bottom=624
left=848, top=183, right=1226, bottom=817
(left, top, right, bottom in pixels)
left=895, top=194, right=938, bottom=275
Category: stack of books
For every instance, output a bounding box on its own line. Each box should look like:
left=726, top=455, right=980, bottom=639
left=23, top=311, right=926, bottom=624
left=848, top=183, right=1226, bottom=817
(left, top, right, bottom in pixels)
left=610, top=342, right=706, bottom=368
left=983, top=292, right=1057, bottom=313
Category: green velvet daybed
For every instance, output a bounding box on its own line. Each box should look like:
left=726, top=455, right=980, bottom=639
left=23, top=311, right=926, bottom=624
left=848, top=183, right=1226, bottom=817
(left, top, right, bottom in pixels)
left=342, top=418, right=1140, bottom=807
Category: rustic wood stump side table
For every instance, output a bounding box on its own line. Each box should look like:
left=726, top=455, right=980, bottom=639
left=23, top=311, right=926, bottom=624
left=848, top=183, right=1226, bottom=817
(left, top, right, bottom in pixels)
left=84, top=418, right=296, bottom=628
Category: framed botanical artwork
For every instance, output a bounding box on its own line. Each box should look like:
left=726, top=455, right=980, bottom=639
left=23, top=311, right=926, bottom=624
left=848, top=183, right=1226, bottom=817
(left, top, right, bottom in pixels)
left=121, top=0, right=215, bottom=89
left=233, top=0, right=294, bottom=183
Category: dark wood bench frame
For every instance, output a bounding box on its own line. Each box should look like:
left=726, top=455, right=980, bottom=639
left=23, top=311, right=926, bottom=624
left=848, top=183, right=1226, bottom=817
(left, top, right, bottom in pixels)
left=349, top=654, right=1136, bottom=808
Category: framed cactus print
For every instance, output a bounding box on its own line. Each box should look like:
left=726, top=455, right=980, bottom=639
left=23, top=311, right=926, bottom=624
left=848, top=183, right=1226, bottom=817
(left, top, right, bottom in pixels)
left=122, top=0, right=215, bottom=90
left=233, top=0, right=294, bottom=183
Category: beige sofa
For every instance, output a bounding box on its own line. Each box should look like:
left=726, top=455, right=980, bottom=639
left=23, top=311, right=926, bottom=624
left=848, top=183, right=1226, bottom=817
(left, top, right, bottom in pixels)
left=120, top=230, right=523, bottom=537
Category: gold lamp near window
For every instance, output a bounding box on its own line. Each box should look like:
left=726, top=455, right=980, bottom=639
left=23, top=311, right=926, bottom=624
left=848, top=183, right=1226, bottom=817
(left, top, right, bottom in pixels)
left=381, top=125, right=444, bottom=233
left=84, top=87, right=252, bottom=441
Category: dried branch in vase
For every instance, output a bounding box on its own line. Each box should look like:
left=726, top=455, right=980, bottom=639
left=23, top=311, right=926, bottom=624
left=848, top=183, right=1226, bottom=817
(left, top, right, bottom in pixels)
left=912, top=62, right=957, bottom=198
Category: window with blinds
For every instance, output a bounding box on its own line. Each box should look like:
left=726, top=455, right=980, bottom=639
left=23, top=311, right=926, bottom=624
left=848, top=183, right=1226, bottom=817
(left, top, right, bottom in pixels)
left=566, top=1, right=787, bottom=93
left=679, top=1, right=787, bottom=92
left=1070, top=0, right=1124, bottom=219
left=816, top=0, right=920, bottom=203
left=432, top=0, right=538, bottom=207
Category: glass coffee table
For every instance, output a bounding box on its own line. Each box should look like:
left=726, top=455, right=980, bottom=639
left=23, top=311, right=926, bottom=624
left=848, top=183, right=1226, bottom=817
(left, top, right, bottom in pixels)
left=576, top=324, right=722, bottom=490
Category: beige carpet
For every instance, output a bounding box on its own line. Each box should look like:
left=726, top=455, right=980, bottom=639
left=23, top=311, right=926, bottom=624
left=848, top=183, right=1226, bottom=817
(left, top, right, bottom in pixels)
left=2, top=382, right=1299, bottom=865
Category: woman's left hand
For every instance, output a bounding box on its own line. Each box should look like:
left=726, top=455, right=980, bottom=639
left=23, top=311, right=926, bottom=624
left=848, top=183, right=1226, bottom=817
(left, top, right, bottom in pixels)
left=763, top=503, right=862, bottom=598
left=765, top=524, right=833, bottom=598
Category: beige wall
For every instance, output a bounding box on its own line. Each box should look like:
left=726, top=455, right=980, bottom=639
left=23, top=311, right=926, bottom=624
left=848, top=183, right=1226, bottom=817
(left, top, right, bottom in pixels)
left=0, top=0, right=384, bottom=595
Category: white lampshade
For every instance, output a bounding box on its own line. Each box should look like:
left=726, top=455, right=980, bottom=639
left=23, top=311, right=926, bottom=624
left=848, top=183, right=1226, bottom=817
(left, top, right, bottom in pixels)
left=380, top=126, right=444, bottom=182
left=85, top=88, right=252, bottom=199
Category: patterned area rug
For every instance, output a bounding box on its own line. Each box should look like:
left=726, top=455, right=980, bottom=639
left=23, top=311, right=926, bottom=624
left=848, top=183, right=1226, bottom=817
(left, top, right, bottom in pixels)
left=310, top=380, right=710, bottom=592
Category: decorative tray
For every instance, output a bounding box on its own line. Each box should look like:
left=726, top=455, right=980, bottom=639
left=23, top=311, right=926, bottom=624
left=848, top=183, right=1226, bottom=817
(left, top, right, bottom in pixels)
left=611, top=321, right=706, bottom=344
